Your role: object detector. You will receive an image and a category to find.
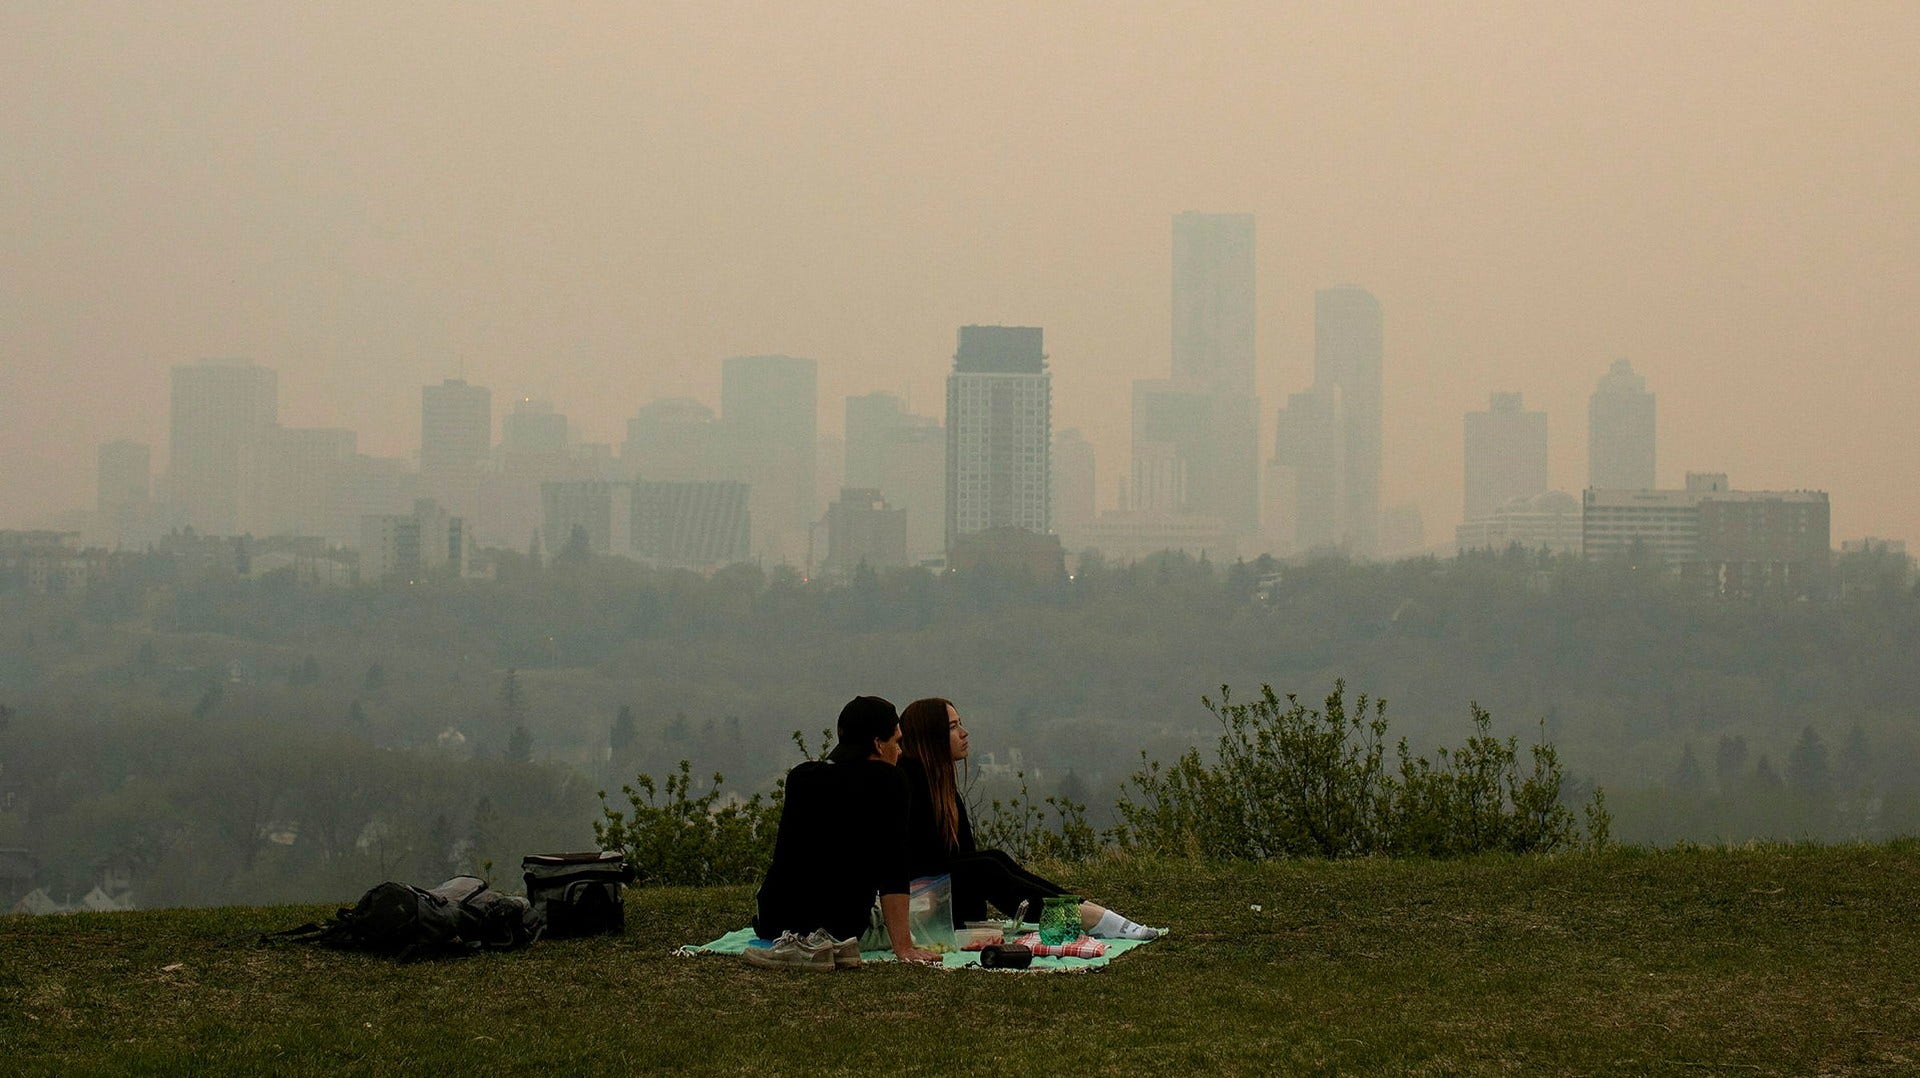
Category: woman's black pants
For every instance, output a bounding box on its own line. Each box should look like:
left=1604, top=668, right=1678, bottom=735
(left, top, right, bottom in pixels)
left=948, top=848, right=1069, bottom=924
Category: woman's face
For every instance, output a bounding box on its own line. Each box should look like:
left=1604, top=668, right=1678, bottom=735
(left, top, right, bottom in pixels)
left=873, top=724, right=904, bottom=765
left=947, top=704, right=969, bottom=761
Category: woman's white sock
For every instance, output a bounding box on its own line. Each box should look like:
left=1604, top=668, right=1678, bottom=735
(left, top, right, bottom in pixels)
left=1089, top=909, right=1162, bottom=940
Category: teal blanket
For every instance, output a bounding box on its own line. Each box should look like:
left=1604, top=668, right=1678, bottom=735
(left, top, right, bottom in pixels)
left=676, top=927, right=1158, bottom=972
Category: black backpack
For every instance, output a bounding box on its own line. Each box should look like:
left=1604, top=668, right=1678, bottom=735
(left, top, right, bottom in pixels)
left=272, top=875, right=541, bottom=960
left=522, top=852, right=634, bottom=938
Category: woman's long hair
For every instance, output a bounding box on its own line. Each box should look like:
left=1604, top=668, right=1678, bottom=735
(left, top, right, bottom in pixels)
left=900, top=697, right=961, bottom=851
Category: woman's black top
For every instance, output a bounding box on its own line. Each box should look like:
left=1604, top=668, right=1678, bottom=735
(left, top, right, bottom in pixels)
left=752, top=758, right=910, bottom=940
left=898, top=756, right=976, bottom=878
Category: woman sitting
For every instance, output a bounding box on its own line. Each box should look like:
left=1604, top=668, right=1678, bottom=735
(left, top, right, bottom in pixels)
left=896, top=697, right=1161, bottom=941
left=753, top=695, right=939, bottom=963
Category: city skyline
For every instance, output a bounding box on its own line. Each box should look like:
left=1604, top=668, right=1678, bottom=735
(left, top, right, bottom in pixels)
left=4, top=5, right=1916, bottom=546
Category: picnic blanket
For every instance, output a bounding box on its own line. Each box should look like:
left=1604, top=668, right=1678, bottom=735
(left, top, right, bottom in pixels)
left=674, top=926, right=1161, bottom=972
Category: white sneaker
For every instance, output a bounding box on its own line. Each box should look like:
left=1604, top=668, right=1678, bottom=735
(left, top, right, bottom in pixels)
left=803, top=928, right=862, bottom=969
left=742, top=931, right=834, bottom=971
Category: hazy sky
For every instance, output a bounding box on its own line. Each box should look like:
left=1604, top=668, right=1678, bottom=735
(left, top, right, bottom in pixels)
left=4, top=2, right=1916, bottom=543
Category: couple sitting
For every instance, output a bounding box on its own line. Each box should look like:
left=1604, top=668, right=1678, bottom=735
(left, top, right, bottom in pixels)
left=750, top=695, right=1159, bottom=968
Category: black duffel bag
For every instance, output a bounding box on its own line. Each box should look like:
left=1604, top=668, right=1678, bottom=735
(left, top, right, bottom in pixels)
left=522, top=851, right=635, bottom=938
left=270, top=875, right=540, bottom=961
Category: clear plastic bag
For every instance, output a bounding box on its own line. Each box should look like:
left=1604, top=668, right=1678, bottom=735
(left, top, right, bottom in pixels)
left=906, top=874, right=956, bottom=950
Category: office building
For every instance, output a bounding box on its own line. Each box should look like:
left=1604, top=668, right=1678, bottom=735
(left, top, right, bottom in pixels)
left=622, top=398, right=731, bottom=482
left=1456, top=490, right=1582, bottom=556
left=1588, top=359, right=1656, bottom=490
left=946, top=326, right=1050, bottom=551
left=361, top=499, right=466, bottom=580
left=420, top=379, right=491, bottom=524
left=541, top=480, right=620, bottom=556
left=168, top=360, right=278, bottom=536
left=1312, top=287, right=1383, bottom=555
left=630, top=479, right=751, bottom=569
left=823, top=488, right=908, bottom=576
left=1582, top=473, right=1830, bottom=596
left=1464, top=392, right=1549, bottom=524
left=1167, top=213, right=1260, bottom=537
left=1271, top=385, right=1346, bottom=553
left=722, top=355, right=817, bottom=565
left=268, top=426, right=356, bottom=539
left=882, top=423, right=946, bottom=563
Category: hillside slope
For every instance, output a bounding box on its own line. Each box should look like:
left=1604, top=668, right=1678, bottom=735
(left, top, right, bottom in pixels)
left=4, top=844, right=1918, bottom=1075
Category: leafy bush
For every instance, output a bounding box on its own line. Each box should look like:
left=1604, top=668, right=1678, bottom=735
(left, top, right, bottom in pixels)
left=1114, top=680, right=1607, bottom=859
left=970, top=770, right=1098, bottom=863
left=593, top=760, right=781, bottom=887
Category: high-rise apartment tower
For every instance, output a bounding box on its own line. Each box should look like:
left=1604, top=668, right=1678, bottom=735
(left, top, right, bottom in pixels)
left=946, top=326, right=1050, bottom=552
left=1588, top=358, right=1656, bottom=490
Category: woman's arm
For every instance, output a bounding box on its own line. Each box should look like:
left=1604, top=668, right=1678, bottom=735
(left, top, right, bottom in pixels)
left=882, top=893, right=938, bottom=962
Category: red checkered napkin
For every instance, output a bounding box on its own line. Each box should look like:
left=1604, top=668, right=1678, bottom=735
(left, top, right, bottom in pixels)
left=1012, top=932, right=1107, bottom=958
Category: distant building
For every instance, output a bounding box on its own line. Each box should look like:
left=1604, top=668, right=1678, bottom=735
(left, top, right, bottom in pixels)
left=1588, top=358, right=1656, bottom=491
left=1464, top=392, right=1549, bottom=524
left=168, top=359, right=278, bottom=536
left=947, top=326, right=1050, bottom=552
left=267, top=426, right=356, bottom=539
left=1169, top=212, right=1261, bottom=537
left=1313, top=287, right=1383, bottom=555
left=360, top=499, right=466, bottom=580
left=1062, top=510, right=1235, bottom=564
left=420, top=379, right=492, bottom=524
left=484, top=399, right=578, bottom=549
left=882, top=424, right=946, bottom=564
left=1271, top=385, right=1346, bottom=553
left=622, top=398, right=730, bottom=482
left=722, top=355, right=817, bottom=565
left=1131, top=378, right=1257, bottom=536
left=0, top=531, right=96, bottom=594
left=541, top=480, right=619, bottom=556
left=1582, top=473, right=1830, bottom=596
left=947, top=525, right=1064, bottom=580
left=823, top=488, right=908, bottom=577
left=1456, top=490, right=1582, bottom=556
left=630, top=479, right=751, bottom=569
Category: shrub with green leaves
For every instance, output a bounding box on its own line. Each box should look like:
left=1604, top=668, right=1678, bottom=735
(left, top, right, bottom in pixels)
left=592, top=760, right=781, bottom=887
left=970, top=770, right=1098, bottom=863
left=1113, top=680, right=1608, bottom=859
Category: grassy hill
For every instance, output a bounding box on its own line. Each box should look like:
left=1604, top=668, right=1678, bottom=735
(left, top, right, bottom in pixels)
left=5, top=843, right=1919, bottom=1075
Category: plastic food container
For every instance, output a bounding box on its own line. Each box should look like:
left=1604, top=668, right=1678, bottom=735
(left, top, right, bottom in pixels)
left=954, top=926, right=1004, bottom=950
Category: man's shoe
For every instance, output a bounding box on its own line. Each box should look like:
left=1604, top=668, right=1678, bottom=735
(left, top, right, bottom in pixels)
left=803, top=928, right=862, bottom=969
left=742, top=931, right=834, bottom=971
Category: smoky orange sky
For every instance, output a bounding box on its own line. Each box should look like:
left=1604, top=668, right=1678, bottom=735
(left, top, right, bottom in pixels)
left=3, top=2, right=1916, bottom=545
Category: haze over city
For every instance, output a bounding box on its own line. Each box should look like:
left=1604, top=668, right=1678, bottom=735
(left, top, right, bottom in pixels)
left=3, top=3, right=1916, bottom=546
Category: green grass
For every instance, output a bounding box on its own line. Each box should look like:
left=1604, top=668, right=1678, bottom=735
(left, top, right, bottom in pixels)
left=5, top=843, right=1920, bottom=1075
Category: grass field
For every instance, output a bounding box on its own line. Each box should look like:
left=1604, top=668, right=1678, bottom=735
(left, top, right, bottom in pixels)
left=5, top=843, right=1919, bottom=1075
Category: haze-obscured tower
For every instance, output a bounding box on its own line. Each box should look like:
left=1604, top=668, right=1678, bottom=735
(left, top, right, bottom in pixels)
left=168, top=359, right=278, bottom=536
left=1588, top=358, right=1656, bottom=490
left=420, top=379, right=492, bottom=524
left=1464, top=392, right=1549, bottom=522
left=722, top=354, right=817, bottom=564
left=1313, top=288, right=1383, bottom=555
left=947, top=326, right=1050, bottom=552
left=1051, top=427, right=1097, bottom=539
left=1166, top=212, right=1260, bottom=536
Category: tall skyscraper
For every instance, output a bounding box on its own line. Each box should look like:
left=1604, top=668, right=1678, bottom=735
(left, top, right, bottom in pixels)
left=722, top=354, right=817, bottom=564
left=168, top=359, right=278, bottom=536
left=268, top=426, right=356, bottom=538
left=1463, top=392, right=1549, bottom=522
left=421, top=379, right=492, bottom=524
left=946, top=325, right=1050, bottom=552
left=1271, top=385, right=1346, bottom=553
left=1166, top=212, right=1260, bottom=537
left=1588, top=358, right=1656, bottom=490
left=622, top=398, right=726, bottom=481
left=1313, top=287, right=1383, bottom=555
